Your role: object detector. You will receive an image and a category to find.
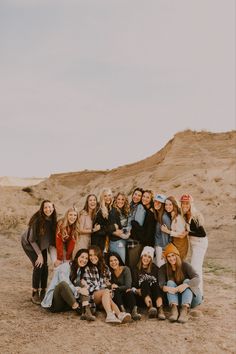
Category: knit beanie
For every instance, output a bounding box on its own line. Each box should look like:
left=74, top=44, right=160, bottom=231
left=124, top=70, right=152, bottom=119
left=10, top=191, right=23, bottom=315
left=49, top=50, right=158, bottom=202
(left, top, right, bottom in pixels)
left=141, top=246, right=155, bottom=260
left=163, top=243, right=180, bottom=258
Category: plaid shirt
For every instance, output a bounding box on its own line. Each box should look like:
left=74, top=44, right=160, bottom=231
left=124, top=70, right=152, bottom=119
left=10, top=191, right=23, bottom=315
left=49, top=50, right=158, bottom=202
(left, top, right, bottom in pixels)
left=83, top=265, right=111, bottom=295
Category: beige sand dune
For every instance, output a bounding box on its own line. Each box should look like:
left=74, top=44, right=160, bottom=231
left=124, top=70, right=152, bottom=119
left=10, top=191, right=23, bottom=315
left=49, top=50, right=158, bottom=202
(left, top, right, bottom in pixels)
left=0, top=130, right=235, bottom=353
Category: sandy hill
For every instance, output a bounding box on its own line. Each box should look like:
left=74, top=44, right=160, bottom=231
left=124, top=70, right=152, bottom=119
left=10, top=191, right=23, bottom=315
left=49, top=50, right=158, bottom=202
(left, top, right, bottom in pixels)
left=1, top=129, right=235, bottom=239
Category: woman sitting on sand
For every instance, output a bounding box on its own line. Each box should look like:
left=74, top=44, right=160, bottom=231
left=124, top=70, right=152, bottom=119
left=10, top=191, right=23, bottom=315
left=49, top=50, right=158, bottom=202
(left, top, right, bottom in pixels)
left=180, top=194, right=208, bottom=296
left=54, top=207, right=79, bottom=267
left=159, top=243, right=202, bottom=323
left=161, top=196, right=188, bottom=259
left=21, top=200, right=57, bottom=304
left=108, top=252, right=141, bottom=320
left=41, top=249, right=95, bottom=321
left=131, top=246, right=166, bottom=320
left=83, top=245, right=131, bottom=324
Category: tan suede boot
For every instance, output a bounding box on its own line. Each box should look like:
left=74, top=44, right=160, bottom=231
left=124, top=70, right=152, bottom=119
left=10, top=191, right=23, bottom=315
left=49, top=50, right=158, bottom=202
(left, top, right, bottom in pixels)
left=177, top=305, right=189, bottom=323
left=169, top=304, right=178, bottom=322
left=80, top=305, right=96, bottom=321
left=157, top=306, right=166, bottom=320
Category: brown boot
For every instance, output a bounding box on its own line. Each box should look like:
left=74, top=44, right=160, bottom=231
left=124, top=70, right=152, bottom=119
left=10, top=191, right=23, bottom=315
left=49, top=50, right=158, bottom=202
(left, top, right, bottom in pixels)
left=169, top=304, right=178, bottom=322
left=157, top=306, right=166, bottom=320
left=178, top=305, right=189, bottom=323
left=31, top=291, right=41, bottom=305
left=80, top=305, right=96, bottom=321
left=131, top=306, right=141, bottom=321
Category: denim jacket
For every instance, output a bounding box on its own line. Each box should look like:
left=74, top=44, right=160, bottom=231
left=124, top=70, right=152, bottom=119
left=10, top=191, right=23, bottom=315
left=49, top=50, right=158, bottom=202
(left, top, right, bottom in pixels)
left=154, top=212, right=172, bottom=248
left=41, top=262, right=80, bottom=308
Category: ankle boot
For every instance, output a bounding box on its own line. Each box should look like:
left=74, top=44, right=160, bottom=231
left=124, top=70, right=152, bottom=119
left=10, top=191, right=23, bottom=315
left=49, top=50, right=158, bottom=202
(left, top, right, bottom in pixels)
left=80, top=305, right=96, bottom=321
left=131, top=306, right=141, bottom=321
left=157, top=306, right=166, bottom=320
left=169, top=304, right=178, bottom=322
left=177, top=305, right=189, bottom=323
left=31, top=290, right=41, bottom=305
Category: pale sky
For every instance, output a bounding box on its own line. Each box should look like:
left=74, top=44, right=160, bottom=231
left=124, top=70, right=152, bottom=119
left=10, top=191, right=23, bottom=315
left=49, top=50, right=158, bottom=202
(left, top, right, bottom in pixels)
left=0, top=0, right=235, bottom=177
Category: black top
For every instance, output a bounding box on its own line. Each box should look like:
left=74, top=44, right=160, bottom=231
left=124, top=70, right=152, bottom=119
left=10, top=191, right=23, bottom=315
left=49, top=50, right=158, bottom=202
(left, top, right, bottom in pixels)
left=91, top=207, right=122, bottom=251
left=188, top=218, right=206, bottom=238
left=130, top=208, right=155, bottom=247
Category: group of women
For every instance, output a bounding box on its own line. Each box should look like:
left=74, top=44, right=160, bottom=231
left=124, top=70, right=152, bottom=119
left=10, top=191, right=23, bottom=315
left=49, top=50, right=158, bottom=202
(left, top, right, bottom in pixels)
left=21, top=187, right=208, bottom=324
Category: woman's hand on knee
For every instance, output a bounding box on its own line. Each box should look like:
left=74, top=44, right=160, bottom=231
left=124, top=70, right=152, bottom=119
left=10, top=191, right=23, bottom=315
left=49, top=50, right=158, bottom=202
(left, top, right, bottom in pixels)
left=35, top=254, right=43, bottom=268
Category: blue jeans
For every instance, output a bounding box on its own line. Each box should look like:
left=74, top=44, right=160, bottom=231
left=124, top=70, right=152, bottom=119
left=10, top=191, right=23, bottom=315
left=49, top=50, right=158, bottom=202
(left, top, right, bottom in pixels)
left=167, top=279, right=202, bottom=308
left=109, top=240, right=126, bottom=264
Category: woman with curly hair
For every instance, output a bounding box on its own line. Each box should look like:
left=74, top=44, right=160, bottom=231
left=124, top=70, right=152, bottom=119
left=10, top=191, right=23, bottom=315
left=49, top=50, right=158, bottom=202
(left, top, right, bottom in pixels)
left=161, top=196, right=188, bottom=260
left=55, top=207, right=79, bottom=268
left=109, top=192, right=130, bottom=263
left=180, top=194, right=208, bottom=296
left=41, top=249, right=95, bottom=321
left=21, top=200, right=57, bottom=304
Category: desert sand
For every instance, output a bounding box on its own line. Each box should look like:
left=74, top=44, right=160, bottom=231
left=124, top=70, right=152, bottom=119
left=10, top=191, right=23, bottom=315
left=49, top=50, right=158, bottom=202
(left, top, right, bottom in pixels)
left=0, top=130, right=235, bottom=354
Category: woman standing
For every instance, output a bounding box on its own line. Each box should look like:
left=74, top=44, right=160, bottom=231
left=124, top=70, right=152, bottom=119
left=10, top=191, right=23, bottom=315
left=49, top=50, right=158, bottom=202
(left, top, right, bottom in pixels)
left=126, top=187, right=146, bottom=268
left=83, top=245, right=131, bottom=324
left=110, top=192, right=130, bottom=263
left=74, top=194, right=99, bottom=253
left=131, top=246, right=166, bottom=320
left=41, top=249, right=95, bottom=321
left=91, top=188, right=121, bottom=256
left=159, top=243, right=202, bottom=323
left=108, top=252, right=141, bottom=320
left=161, top=196, right=188, bottom=260
left=180, top=194, right=208, bottom=296
left=129, top=190, right=156, bottom=267
left=21, top=200, right=57, bottom=304
left=55, top=207, right=79, bottom=267
left=153, top=194, right=171, bottom=268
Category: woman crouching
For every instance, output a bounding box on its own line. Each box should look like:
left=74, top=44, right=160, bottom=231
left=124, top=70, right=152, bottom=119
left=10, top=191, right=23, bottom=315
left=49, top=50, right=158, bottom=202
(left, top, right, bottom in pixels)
left=41, top=249, right=95, bottom=321
left=159, top=243, right=202, bottom=323
left=131, top=246, right=166, bottom=320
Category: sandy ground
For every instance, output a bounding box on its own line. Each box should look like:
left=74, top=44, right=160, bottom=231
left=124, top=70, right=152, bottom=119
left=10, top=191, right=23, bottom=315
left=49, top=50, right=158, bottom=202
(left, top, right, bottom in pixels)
left=0, top=231, right=235, bottom=354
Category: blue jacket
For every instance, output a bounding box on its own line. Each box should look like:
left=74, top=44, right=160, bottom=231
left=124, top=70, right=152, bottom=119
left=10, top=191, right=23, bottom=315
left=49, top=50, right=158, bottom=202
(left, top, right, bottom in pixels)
left=154, top=212, right=172, bottom=248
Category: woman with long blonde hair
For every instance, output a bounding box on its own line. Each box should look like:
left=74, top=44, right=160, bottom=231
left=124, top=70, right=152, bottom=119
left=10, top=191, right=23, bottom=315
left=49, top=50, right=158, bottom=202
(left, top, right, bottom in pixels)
left=110, top=192, right=130, bottom=263
left=159, top=243, right=202, bottom=323
left=91, top=188, right=122, bottom=256
left=180, top=194, right=208, bottom=296
left=55, top=207, right=79, bottom=267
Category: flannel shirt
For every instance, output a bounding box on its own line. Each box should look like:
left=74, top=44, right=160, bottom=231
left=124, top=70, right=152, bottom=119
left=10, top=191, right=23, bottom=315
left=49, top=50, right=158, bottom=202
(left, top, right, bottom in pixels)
left=83, top=265, right=111, bottom=295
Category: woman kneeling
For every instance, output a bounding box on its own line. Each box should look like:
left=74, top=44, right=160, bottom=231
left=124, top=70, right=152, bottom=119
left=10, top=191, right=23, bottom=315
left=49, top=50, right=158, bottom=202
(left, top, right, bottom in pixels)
left=159, top=243, right=202, bottom=323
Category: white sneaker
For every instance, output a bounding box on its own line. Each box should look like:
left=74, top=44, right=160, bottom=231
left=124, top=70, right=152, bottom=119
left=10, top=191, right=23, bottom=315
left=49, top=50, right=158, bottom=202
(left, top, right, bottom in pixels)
left=118, top=312, right=131, bottom=323
left=105, top=312, right=121, bottom=324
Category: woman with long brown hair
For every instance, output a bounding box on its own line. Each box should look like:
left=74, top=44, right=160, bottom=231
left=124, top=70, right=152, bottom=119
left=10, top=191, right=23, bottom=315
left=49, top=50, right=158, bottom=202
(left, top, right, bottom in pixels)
left=180, top=194, right=208, bottom=296
left=161, top=196, right=188, bottom=260
left=21, top=200, right=57, bottom=304
left=159, top=243, right=202, bottom=323
left=83, top=245, right=131, bottom=324
left=74, top=194, right=99, bottom=253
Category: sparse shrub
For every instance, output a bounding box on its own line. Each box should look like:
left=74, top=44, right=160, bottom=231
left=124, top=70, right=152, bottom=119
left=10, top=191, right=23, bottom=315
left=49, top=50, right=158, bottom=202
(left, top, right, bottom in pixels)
left=22, top=187, right=33, bottom=194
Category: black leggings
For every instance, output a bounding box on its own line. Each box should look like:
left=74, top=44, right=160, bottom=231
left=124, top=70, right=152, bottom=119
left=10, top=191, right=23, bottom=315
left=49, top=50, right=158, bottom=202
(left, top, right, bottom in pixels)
left=112, top=288, right=137, bottom=312
left=140, top=280, right=163, bottom=303
left=22, top=243, right=48, bottom=289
